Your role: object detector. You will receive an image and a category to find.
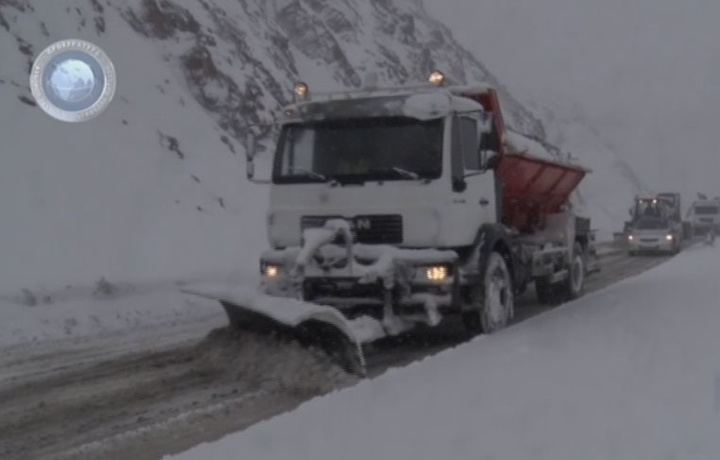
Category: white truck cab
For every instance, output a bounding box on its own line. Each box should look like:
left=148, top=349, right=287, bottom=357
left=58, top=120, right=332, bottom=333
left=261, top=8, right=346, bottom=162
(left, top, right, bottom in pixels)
left=265, top=87, right=498, bottom=251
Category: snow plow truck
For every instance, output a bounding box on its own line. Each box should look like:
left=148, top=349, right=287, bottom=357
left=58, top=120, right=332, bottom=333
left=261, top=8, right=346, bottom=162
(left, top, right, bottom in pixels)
left=183, top=72, right=598, bottom=375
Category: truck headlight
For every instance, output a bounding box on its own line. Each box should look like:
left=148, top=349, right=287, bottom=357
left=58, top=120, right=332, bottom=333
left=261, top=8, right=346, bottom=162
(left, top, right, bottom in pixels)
left=261, top=263, right=280, bottom=278
left=425, top=265, right=448, bottom=281
left=429, top=70, right=445, bottom=86
left=666, top=234, right=673, bottom=241
left=628, top=234, right=634, bottom=241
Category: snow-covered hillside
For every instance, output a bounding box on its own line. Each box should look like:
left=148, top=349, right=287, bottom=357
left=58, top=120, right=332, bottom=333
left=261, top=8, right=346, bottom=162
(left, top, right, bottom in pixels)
left=0, top=0, right=544, bottom=294
left=169, top=244, right=720, bottom=460
left=1, top=0, right=633, bottom=294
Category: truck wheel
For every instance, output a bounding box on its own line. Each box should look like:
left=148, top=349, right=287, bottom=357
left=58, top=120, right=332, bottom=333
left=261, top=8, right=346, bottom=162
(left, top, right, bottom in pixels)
left=564, top=241, right=586, bottom=300
left=463, top=251, right=514, bottom=336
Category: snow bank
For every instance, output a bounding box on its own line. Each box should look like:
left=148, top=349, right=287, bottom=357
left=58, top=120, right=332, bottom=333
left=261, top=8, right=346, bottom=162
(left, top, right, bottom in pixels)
left=0, top=267, right=259, bottom=348
left=168, top=245, right=720, bottom=460
left=0, top=281, right=227, bottom=347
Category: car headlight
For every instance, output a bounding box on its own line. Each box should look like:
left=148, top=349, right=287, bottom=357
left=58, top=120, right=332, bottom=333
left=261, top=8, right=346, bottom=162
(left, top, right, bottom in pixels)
left=665, top=234, right=673, bottom=241
left=628, top=234, right=634, bottom=241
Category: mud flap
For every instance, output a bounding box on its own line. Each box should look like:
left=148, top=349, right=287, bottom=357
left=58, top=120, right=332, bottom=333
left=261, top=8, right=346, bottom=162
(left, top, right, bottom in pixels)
left=180, top=284, right=366, bottom=376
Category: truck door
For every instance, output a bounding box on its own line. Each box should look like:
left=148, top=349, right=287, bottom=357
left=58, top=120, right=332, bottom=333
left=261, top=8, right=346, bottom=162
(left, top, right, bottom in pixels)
left=451, top=113, right=497, bottom=225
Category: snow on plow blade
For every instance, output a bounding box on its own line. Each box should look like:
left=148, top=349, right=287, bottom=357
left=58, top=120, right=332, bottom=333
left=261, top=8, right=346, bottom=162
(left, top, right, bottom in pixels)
left=180, top=284, right=368, bottom=376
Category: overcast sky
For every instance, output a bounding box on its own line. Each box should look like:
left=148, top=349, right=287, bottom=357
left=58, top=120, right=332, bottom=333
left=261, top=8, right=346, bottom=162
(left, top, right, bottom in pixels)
left=424, top=0, right=720, bottom=200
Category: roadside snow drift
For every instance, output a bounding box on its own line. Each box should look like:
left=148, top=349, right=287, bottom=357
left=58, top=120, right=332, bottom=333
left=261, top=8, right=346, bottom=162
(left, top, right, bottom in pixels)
left=0, top=281, right=228, bottom=347
left=168, top=245, right=720, bottom=460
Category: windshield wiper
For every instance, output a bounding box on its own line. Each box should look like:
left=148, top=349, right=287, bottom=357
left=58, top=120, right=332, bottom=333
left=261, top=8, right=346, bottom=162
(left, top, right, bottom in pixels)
left=367, top=167, right=421, bottom=180
left=390, top=167, right=420, bottom=179
left=288, top=168, right=338, bottom=185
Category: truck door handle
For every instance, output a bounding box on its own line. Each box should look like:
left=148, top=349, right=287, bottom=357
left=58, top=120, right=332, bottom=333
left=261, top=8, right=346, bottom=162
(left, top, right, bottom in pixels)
left=479, top=198, right=489, bottom=206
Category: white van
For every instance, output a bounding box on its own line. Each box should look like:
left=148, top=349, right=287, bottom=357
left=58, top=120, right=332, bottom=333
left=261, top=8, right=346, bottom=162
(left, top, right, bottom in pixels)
left=688, top=199, right=720, bottom=235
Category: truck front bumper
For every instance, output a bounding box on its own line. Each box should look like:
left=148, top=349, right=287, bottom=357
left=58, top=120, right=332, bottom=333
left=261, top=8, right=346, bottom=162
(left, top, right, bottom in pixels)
left=259, top=242, right=459, bottom=327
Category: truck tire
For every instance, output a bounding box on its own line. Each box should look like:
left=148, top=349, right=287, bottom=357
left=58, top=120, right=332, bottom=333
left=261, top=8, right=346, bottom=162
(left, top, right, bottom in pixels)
left=562, top=241, right=586, bottom=300
left=463, top=251, right=514, bottom=336
left=536, top=242, right=586, bottom=305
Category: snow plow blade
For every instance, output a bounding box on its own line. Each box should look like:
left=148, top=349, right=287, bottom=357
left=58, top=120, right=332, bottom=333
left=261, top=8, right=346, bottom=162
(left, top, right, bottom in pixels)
left=180, top=284, right=367, bottom=376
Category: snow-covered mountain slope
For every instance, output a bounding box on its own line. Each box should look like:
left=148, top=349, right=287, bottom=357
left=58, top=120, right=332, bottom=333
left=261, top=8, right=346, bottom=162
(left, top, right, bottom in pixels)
left=169, top=244, right=720, bottom=460
left=0, top=0, right=546, bottom=294
left=1, top=0, right=625, bottom=293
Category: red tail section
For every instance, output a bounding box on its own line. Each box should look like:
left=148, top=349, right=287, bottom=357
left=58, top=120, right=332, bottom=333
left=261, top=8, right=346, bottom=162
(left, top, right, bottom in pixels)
left=496, top=153, right=587, bottom=232
left=458, top=87, right=588, bottom=233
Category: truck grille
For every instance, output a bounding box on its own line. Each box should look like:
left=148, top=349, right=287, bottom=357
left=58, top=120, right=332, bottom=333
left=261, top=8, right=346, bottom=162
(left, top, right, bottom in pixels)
left=301, top=215, right=403, bottom=244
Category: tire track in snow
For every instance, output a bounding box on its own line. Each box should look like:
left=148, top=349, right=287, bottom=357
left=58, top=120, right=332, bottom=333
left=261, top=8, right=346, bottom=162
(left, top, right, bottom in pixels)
left=0, top=328, right=357, bottom=460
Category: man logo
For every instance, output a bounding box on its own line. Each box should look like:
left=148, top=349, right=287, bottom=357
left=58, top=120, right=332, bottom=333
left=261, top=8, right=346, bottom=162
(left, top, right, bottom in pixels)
left=29, top=39, right=116, bottom=122
left=352, top=218, right=372, bottom=231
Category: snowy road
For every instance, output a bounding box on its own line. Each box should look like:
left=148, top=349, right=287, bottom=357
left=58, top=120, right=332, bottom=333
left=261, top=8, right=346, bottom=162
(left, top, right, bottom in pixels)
left=0, top=241, right=696, bottom=459
left=363, top=244, right=685, bottom=375
left=0, top=322, right=356, bottom=460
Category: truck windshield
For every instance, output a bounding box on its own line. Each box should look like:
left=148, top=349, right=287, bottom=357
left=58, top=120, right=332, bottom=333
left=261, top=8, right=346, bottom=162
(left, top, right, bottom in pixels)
left=634, top=201, right=663, bottom=218
left=695, top=206, right=719, bottom=215
left=272, top=117, right=443, bottom=184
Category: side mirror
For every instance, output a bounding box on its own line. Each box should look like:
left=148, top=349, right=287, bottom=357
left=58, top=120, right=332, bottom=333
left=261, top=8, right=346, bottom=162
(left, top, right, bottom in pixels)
left=244, top=130, right=271, bottom=184
left=628, top=208, right=633, bottom=217
left=477, top=125, right=500, bottom=170
left=479, top=149, right=500, bottom=170
left=452, top=178, right=467, bottom=192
